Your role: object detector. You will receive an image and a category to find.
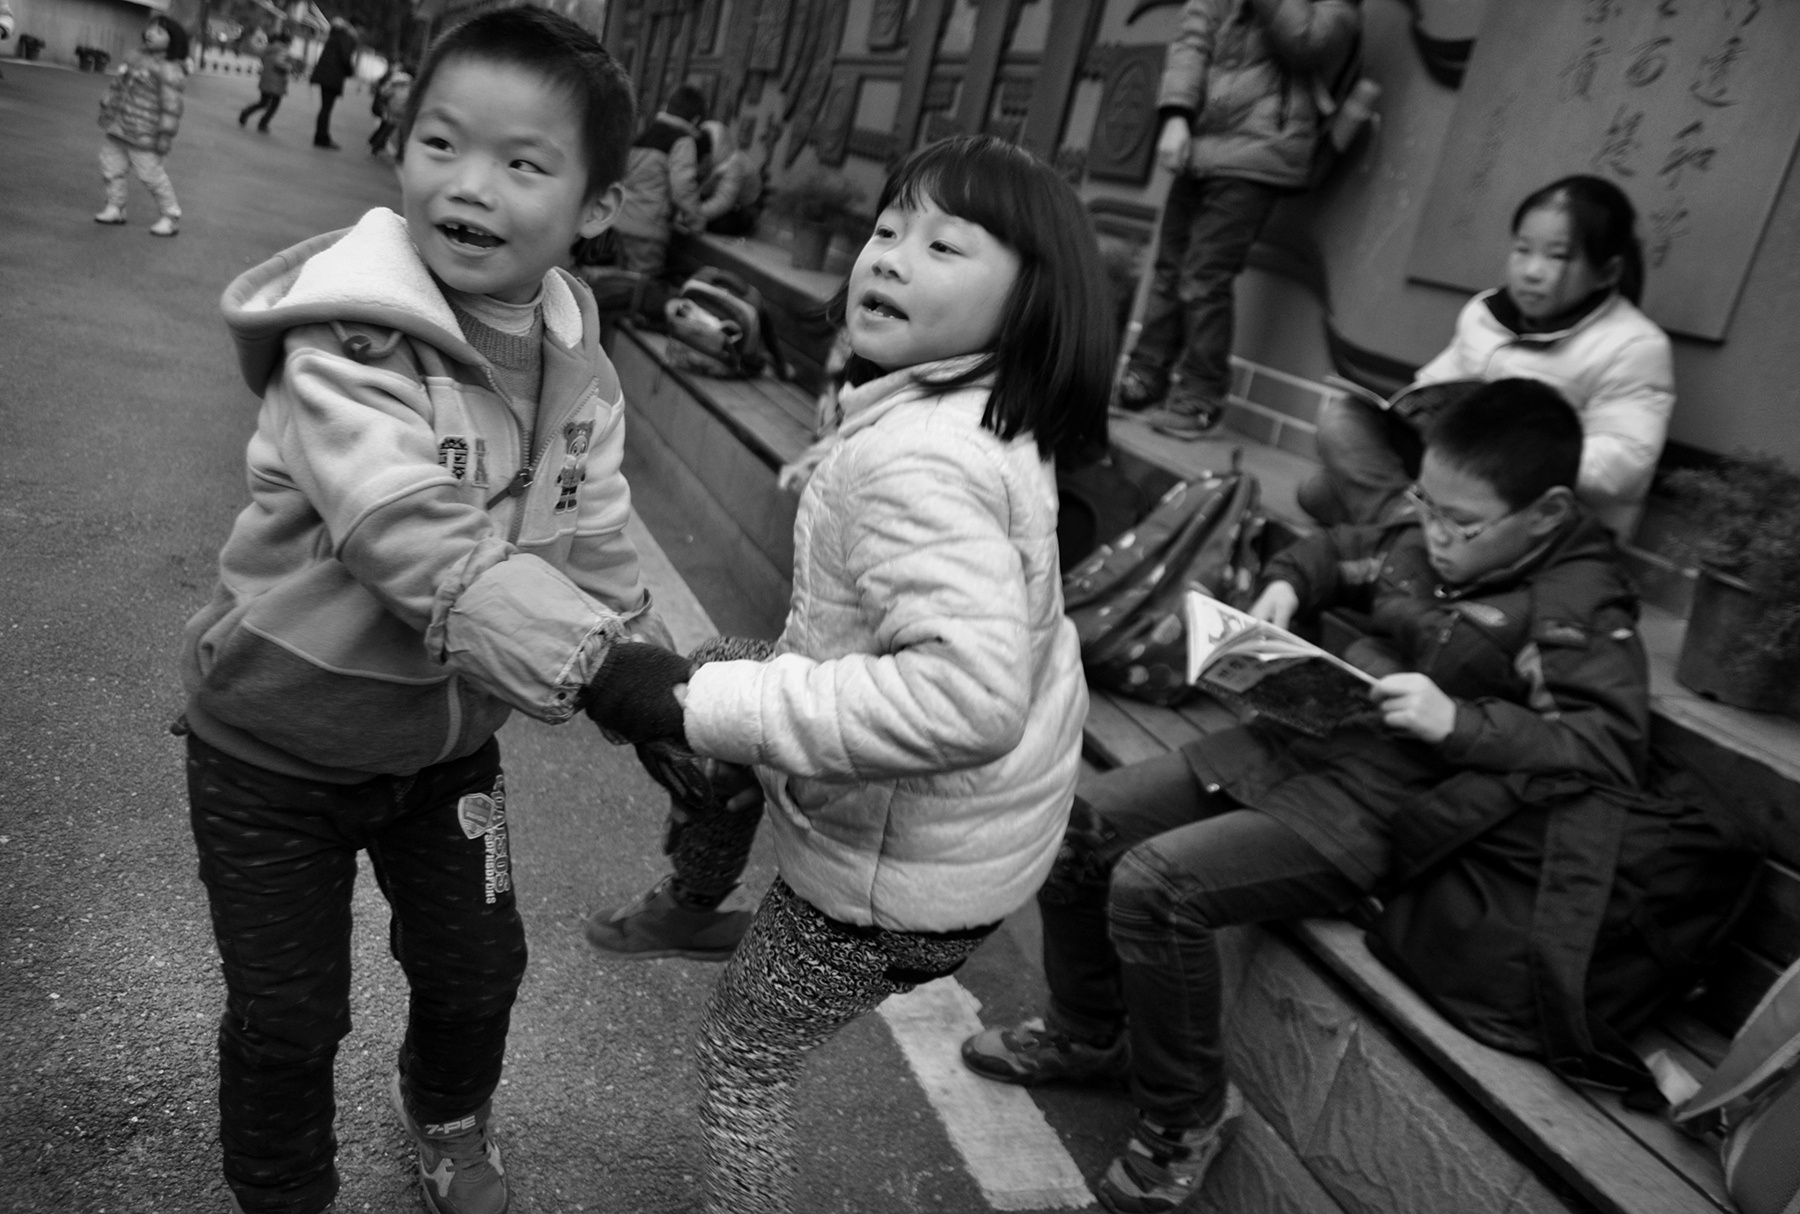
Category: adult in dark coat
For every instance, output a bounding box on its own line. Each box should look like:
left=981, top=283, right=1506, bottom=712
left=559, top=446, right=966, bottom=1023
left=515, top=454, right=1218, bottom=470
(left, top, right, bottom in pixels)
left=309, top=19, right=358, bottom=149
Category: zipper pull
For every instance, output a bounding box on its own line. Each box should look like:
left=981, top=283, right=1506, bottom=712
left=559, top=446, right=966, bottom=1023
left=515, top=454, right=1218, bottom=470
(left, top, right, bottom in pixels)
left=484, top=466, right=533, bottom=510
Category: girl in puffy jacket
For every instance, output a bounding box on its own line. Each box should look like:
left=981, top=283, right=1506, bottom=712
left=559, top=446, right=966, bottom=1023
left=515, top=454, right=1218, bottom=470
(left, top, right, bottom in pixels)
left=94, top=14, right=187, bottom=236
left=1306, top=174, right=1675, bottom=539
left=584, top=134, right=1114, bottom=1214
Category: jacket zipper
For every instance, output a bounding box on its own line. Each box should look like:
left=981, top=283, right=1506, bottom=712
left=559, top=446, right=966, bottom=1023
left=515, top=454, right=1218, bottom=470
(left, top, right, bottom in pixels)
left=483, top=368, right=601, bottom=545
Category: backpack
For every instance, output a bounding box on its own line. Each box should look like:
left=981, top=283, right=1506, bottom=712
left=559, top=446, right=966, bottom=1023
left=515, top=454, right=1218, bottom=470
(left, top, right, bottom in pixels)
left=1672, top=958, right=1800, bottom=1214
left=1367, top=755, right=1764, bottom=1093
left=1062, top=469, right=1262, bottom=706
left=662, top=267, right=786, bottom=380
left=1305, top=31, right=1380, bottom=190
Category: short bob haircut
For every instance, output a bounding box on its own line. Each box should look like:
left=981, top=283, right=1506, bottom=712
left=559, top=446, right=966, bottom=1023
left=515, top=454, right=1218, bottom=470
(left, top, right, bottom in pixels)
left=832, top=135, right=1114, bottom=462
left=399, top=6, right=636, bottom=198
left=1511, top=174, right=1647, bottom=305
left=1426, top=378, right=1583, bottom=511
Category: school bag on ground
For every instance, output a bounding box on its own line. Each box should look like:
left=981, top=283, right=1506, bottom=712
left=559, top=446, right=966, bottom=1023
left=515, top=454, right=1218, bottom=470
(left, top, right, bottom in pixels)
left=1672, top=957, right=1800, bottom=1214
left=662, top=266, right=786, bottom=379
left=1367, top=754, right=1764, bottom=1094
left=1062, top=467, right=1261, bottom=706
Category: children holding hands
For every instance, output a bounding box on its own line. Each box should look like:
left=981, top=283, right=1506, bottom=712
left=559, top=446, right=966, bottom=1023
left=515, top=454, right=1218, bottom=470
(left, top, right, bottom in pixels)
left=584, top=134, right=1115, bottom=1214
left=180, top=10, right=664, bottom=1213
left=962, top=379, right=1652, bottom=1213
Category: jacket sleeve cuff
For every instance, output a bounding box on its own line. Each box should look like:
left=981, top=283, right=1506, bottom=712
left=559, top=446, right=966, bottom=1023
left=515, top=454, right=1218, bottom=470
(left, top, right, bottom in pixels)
left=1157, top=106, right=1195, bottom=129
left=683, top=661, right=766, bottom=767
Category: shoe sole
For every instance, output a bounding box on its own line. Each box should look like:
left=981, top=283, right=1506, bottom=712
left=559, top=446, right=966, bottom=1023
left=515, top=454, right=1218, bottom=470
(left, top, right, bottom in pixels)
left=961, top=1042, right=1130, bottom=1088
left=583, top=935, right=738, bottom=962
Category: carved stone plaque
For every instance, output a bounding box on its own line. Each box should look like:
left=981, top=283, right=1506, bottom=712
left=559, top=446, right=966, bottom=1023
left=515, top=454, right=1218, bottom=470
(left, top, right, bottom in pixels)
left=1085, top=43, right=1165, bottom=185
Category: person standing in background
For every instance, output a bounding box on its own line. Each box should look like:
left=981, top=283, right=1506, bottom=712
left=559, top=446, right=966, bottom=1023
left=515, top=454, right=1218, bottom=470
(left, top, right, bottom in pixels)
left=238, top=32, right=297, bottom=134
left=1116, top=0, right=1360, bottom=438
left=309, top=17, right=357, bottom=150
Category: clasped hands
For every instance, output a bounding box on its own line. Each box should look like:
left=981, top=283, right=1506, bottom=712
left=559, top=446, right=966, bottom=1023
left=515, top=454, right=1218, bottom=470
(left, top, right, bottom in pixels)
left=1247, top=581, right=1459, bottom=744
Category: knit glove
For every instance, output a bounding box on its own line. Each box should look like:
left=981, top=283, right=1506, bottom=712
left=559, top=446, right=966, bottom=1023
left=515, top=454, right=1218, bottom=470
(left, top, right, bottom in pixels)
left=583, top=641, right=693, bottom=744
left=630, top=635, right=776, bottom=816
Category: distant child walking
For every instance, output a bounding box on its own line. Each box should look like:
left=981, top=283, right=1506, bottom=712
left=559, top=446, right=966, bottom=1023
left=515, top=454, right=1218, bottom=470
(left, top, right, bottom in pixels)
left=180, top=9, right=655, bottom=1214
left=584, top=134, right=1117, bottom=1214
left=237, top=31, right=296, bottom=133
left=94, top=14, right=187, bottom=236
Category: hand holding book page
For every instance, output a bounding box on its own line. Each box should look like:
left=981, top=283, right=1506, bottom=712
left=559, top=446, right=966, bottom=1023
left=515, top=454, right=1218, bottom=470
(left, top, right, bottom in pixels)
left=1184, top=590, right=1379, bottom=737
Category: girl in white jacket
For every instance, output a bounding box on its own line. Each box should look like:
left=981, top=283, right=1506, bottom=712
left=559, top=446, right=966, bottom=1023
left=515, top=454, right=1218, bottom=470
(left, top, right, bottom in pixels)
left=1307, top=175, right=1675, bottom=539
left=584, top=134, right=1115, bottom=1214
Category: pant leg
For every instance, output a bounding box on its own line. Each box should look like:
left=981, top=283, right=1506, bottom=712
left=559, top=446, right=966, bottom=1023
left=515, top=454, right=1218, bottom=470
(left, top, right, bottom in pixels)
left=667, top=792, right=764, bottom=907
left=260, top=93, right=282, bottom=127
left=1038, top=750, right=1227, bottom=1044
left=1170, top=177, right=1281, bottom=403
left=1309, top=395, right=1423, bottom=525
left=695, top=879, right=984, bottom=1214
left=126, top=146, right=179, bottom=218
left=314, top=85, right=340, bottom=143
left=187, top=736, right=361, bottom=1214
left=363, top=741, right=528, bottom=1125
left=1126, top=175, right=1204, bottom=387
left=98, top=136, right=129, bottom=208
left=1109, top=808, right=1365, bottom=1127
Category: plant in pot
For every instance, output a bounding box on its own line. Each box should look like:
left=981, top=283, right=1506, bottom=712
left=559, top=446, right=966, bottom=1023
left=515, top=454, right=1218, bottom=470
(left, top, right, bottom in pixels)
left=767, top=170, right=863, bottom=272
left=1665, top=453, right=1800, bottom=716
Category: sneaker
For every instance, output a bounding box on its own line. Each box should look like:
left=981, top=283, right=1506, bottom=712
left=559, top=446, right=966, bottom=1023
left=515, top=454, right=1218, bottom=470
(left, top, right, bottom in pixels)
left=1095, top=1085, right=1243, bottom=1214
left=1139, top=401, right=1221, bottom=441
left=94, top=204, right=126, bottom=224
left=388, top=1070, right=509, bottom=1214
left=314, top=138, right=341, bottom=150
left=149, top=215, right=179, bottom=237
left=583, top=875, right=750, bottom=961
left=237, top=107, right=251, bottom=126
left=1111, top=366, right=1164, bottom=415
left=960, top=1017, right=1130, bottom=1087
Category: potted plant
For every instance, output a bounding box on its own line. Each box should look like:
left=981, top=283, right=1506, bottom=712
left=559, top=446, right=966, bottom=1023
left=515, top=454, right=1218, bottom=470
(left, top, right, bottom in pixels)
left=766, top=170, right=863, bottom=272
left=1665, top=453, right=1800, bottom=716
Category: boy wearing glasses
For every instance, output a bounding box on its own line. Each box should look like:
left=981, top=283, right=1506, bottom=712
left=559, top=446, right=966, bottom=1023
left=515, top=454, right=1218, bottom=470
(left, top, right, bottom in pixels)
left=961, top=378, right=1648, bottom=1214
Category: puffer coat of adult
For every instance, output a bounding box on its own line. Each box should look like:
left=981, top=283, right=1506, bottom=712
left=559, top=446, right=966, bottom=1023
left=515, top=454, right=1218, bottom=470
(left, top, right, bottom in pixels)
left=98, top=48, right=185, bottom=155
left=1158, top=0, right=1361, bottom=189
left=682, top=361, right=1088, bottom=933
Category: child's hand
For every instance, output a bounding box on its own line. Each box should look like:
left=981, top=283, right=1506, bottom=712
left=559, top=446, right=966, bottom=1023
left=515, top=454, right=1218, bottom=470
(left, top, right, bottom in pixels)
left=1370, top=673, right=1458, bottom=744
left=1249, top=581, right=1300, bottom=629
left=1156, top=115, right=1190, bottom=173
left=583, top=641, right=692, bottom=744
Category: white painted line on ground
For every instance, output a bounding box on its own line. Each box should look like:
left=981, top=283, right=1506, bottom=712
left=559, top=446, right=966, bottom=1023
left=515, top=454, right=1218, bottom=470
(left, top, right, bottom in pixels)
left=879, top=979, right=1095, bottom=1211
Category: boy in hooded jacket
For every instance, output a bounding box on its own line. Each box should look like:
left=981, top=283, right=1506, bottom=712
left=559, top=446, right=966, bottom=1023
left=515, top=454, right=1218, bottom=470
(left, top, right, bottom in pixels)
left=964, top=379, right=1652, bottom=1213
left=180, top=10, right=658, bottom=1214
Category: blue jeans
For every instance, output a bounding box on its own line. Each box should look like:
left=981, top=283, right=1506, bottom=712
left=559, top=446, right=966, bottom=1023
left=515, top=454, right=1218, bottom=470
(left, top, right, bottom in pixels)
left=1128, top=175, right=1281, bottom=405
left=1038, top=750, right=1366, bottom=1127
left=186, top=735, right=527, bottom=1214
left=1303, top=394, right=1422, bottom=525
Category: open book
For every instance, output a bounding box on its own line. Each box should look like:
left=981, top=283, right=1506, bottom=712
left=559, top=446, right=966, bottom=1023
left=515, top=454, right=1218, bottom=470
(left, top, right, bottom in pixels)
left=1185, top=590, right=1379, bottom=737
left=1324, top=375, right=1481, bottom=427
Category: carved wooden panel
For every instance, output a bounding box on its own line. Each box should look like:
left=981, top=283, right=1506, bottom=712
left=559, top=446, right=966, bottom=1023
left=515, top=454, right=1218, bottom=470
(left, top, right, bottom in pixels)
left=813, top=69, right=860, bottom=166
left=750, top=0, right=792, bottom=72
left=923, top=73, right=958, bottom=111
left=743, top=72, right=765, bottom=105
left=1053, top=145, right=1087, bottom=183
left=694, top=0, right=721, bottom=54
left=869, top=0, right=908, bottom=51
left=782, top=0, right=852, bottom=164
left=846, top=127, right=899, bottom=160
left=1085, top=42, right=1164, bottom=184
left=923, top=110, right=959, bottom=145
left=996, top=73, right=1033, bottom=114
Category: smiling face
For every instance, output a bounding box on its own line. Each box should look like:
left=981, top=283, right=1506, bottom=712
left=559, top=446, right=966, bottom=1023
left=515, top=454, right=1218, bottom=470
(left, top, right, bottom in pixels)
left=845, top=196, right=1021, bottom=372
left=399, top=57, right=620, bottom=303
left=1505, top=204, right=1619, bottom=323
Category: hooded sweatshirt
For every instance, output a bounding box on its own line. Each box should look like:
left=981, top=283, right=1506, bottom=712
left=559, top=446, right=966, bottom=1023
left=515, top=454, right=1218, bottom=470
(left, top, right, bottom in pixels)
left=183, top=207, right=656, bottom=782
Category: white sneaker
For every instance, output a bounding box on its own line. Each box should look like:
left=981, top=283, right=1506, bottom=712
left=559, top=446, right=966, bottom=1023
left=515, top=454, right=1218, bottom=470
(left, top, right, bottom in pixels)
left=149, top=215, right=179, bottom=237
left=94, top=204, right=126, bottom=224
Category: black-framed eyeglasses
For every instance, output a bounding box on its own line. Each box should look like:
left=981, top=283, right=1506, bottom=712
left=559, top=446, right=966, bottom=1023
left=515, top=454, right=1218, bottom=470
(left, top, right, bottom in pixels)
left=1403, top=485, right=1520, bottom=544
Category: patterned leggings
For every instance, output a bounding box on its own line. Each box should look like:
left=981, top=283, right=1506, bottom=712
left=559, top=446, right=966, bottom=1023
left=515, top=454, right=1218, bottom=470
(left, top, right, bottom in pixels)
left=695, top=878, right=992, bottom=1214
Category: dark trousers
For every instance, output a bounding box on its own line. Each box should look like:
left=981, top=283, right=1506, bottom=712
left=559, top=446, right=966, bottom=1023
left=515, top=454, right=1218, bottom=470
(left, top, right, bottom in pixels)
left=186, top=734, right=527, bottom=1214
left=313, top=84, right=342, bottom=145
left=240, top=91, right=282, bottom=129
left=1128, top=175, right=1281, bottom=404
left=1039, top=750, right=1367, bottom=1127
left=1304, top=394, right=1423, bottom=525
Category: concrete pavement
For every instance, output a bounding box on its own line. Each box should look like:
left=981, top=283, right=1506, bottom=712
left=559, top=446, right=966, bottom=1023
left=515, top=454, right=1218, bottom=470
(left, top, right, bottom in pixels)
left=0, top=61, right=1129, bottom=1214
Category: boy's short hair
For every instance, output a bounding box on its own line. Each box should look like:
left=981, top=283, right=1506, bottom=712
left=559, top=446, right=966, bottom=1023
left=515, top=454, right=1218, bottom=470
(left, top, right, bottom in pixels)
left=1425, top=378, right=1583, bottom=510
left=399, top=6, right=636, bottom=197
left=664, top=85, right=707, bottom=125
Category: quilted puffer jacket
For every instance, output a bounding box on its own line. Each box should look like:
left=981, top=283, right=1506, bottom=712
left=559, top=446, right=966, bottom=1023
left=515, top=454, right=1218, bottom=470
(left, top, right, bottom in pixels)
left=1413, top=289, right=1675, bottom=539
left=1158, top=0, right=1360, bottom=189
left=613, top=113, right=703, bottom=246
left=98, top=49, right=185, bottom=154
left=683, top=364, right=1087, bottom=932
left=184, top=208, right=659, bottom=782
